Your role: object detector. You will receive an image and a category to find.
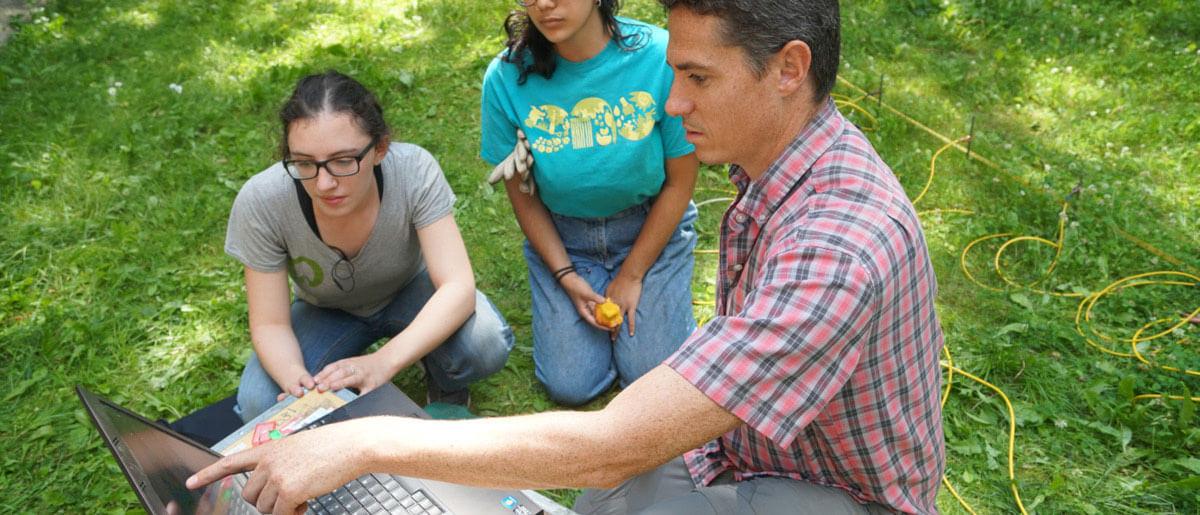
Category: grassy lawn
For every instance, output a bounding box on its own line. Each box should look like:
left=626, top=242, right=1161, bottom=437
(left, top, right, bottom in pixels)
left=2, top=0, right=1197, bottom=512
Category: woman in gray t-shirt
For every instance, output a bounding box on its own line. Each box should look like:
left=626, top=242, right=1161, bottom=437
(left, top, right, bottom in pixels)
left=225, top=71, right=513, bottom=422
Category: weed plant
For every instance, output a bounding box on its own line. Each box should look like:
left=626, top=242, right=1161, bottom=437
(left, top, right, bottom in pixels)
left=1, top=0, right=1197, bottom=512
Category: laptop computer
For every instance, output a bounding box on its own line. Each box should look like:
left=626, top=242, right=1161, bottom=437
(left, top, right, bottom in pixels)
left=77, top=384, right=545, bottom=515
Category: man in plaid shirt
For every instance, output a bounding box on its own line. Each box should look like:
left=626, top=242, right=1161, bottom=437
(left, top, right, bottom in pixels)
left=189, top=1, right=944, bottom=513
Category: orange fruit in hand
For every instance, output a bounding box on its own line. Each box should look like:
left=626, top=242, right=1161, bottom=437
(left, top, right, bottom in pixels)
left=594, top=298, right=623, bottom=329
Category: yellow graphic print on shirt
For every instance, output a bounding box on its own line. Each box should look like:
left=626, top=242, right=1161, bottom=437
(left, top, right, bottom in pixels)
left=523, top=91, right=657, bottom=154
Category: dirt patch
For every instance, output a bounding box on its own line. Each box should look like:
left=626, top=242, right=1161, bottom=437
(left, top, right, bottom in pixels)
left=1, top=0, right=44, bottom=46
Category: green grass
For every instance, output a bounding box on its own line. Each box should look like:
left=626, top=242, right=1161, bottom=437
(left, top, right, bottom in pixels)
left=2, top=0, right=1198, bottom=512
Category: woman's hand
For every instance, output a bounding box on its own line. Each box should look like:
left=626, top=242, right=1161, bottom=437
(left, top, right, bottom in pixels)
left=274, top=371, right=316, bottom=402
left=605, top=273, right=644, bottom=338
left=313, top=355, right=397, bottom=394
left=560, top=273, right=609, bottom=332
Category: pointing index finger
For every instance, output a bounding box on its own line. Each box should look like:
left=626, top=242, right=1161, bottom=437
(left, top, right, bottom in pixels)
left=186, top=448, right=260, bottom=490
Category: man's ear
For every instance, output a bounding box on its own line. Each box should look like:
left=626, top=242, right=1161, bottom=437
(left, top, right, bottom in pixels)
left=775, top=40, right=812, bottom=96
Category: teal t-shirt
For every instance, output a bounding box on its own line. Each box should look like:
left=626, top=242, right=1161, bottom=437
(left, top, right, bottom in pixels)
left=480, top=18, right=694, bottom=218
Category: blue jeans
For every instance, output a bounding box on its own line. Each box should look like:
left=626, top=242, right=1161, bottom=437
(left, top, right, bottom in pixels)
left=527, top=202, right=697, bottom=406
left=236, top=269, right=514, bottom=422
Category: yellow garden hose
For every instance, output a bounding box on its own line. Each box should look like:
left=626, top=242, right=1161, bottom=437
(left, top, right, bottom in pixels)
left=913, top=136, right=972, bottom=206
left=940, top=345, right=1029, bottom=515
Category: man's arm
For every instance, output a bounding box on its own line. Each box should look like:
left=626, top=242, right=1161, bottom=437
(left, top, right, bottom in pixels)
left=369, top=363, right=738, bottom=489
left=189, top=365, right=741, bottom=512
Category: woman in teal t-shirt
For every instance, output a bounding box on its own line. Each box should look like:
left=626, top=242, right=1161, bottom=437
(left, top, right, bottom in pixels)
left=480, top=0, right=699, bottom=406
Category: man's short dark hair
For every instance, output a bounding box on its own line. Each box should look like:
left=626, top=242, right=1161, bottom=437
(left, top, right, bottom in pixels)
left=659, top=0, right=840, bottom=102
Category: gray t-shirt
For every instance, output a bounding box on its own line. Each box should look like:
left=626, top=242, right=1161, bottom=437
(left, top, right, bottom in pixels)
left=225, top=142, right=456, bottom=317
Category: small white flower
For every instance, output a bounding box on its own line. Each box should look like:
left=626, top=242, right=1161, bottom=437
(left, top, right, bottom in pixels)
left=992, top=177, right=1000, bottom=183
left=1070, top=221, right=1080, bottom=229
left=1054, top=419, right=1068, bottom=428
left=108, top=87, right=117, bottom=97
left=168, top=83, right=183, bottom=94
left=1051, top=67, right=1059, bottom=73
left=1020, top=190, right=1026, bottom=196
left=1089, top=111, right=1097, bottom=117
left=1043, top=163, right=1051, bottom=171
left=1065, top=66, right=1073, bottom=73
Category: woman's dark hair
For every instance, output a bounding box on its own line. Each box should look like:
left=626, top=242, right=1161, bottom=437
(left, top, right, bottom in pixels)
left=502, top=0, right=643, bottom=84
left=278, top=70, right=391, bottom=158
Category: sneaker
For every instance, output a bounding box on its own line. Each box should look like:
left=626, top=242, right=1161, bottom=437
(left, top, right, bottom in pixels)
left=426, top=380, right=472, bottom=408
left=424, top=376, right=475, bottom=420
left=423, top=401, right=477, bottom=420
left=422, top=363, right=471, bottom=408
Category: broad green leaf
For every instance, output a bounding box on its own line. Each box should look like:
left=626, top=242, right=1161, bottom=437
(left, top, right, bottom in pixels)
left=1179, top=391, right=1196, bottom=428
left=1168, top=458, right=1200, bottom=474
left=996, top=322, right=1028, bottom=337
left=1156, top=476, right=1200, bottom=491
left=964, top=409, right=999, bottom=425
left=1117, top=377, right=1134, bottom=403
left=4, top=369, right=47, bottom=402
left=1009, top=292, right=1035, bottom=310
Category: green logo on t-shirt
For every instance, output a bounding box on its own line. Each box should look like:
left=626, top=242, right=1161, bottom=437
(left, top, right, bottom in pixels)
left=287, top=256, right=323, bottom=288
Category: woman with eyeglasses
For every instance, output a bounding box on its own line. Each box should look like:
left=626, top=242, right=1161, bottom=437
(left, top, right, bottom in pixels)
left=225, top=71, right=513, bottom=422
left=481, top=0, right=699, bottom=406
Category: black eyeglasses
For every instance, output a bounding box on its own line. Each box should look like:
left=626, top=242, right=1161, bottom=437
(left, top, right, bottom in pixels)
left=283, top=136, right=379, bottom=181
left=330, top=246, right=355, bottom=292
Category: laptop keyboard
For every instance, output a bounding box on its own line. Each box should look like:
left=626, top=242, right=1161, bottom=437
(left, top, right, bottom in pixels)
left=229, top=471, right=448, bottom=514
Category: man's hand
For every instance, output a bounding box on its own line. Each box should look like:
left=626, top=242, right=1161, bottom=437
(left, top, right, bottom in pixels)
left=605, top=273, right=644, bottom=338
left=187, top=425, right=365, bottom=514
left=313, top=355, right=395, bottom=394
left=486, top=129, right=535, bottom=195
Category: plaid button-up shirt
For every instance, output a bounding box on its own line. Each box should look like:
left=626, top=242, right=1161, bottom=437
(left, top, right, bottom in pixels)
left=666, top=99, right=945, bottom=514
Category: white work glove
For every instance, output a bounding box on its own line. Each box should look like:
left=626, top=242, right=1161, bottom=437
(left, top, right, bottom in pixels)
left=487, top=129, right=535, bottom=195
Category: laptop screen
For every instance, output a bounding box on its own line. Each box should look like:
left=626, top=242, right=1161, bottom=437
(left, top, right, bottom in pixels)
left=81, top=389, right=249, bottom=514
